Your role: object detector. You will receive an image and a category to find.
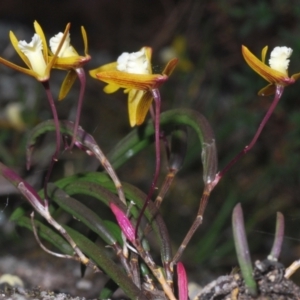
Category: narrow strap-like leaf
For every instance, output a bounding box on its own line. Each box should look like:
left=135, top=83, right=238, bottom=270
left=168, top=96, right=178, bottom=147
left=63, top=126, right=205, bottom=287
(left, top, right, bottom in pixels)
left=26, top=120, right=126, bottom=204
left=47, top=183, right=120, bottom=246
left=55, top=174, right=172, bottom=264
left=16, top=216, right=74, bottom=255
left=232, top=203, right=257, bottom=296
left=108, top=108, right=218, bottom=182
left=64, top=225, right=148, bottom=300
left=268, top=212, right=284, bottom=261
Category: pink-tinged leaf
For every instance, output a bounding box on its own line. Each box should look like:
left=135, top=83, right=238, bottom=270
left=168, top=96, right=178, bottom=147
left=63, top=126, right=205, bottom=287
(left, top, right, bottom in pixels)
left=177, top=262, right=188, bottom=300
left=109, top=203, right=135, bottom=243
left=0, top=162, right=46, bottom=213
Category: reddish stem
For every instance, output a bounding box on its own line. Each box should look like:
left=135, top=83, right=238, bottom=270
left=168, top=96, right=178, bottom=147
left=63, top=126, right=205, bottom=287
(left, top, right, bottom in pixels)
left=68, top=68, right=86, bottom=149
left=135, top=89, right=161, bottom=238
left=216, top=85, right=284, bottom=183
left=42, top=81, right=61, bottom=202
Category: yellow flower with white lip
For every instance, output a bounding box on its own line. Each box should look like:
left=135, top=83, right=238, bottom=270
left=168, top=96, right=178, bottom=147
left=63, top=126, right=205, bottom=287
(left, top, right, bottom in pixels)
left=50, top=32, right=78, bottom=58
left=49, top=26, right=91, bottom=100
left=117, top=48, right=150, bottom=74
left=90, top=47, right=177, bottom=127
left=0, top=21, right=70, bottom=82
left=18, top=34, right=47, bottom=78
left=268, top=46, right=292, bottom=74
left=242, top=45, right=300, bottom=96
left=49, top=27, right=90, bottom=67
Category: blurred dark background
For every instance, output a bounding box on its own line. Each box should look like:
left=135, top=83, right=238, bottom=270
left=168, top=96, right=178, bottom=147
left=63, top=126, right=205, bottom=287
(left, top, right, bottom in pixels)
left=1, top=0, right=300, bottom=293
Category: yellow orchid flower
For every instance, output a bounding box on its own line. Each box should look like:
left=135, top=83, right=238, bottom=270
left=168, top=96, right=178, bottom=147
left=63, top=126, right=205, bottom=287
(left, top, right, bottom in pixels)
left=0, top=21, right=70, bottom=82
left=242, top=45, right=300, bottom=96
left=90, top=47, right=177, bottom=127
left=49, top=26, right=91, bottom=100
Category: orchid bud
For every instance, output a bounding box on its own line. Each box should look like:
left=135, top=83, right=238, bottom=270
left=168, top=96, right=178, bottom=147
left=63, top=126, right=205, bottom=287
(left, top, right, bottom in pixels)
left=177, top=262, right=188, bottom=300
left=110, top=203, right=135, bottom=243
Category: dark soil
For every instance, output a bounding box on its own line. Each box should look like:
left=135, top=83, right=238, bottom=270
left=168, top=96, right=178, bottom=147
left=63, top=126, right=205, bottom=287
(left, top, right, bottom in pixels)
left=195, top=259, right=300, bottom=300
left=0, top=286, right=87, bottom=300
left=0, top=253, right=106, bottom=300
left=0, top=255, right=300, bottom=299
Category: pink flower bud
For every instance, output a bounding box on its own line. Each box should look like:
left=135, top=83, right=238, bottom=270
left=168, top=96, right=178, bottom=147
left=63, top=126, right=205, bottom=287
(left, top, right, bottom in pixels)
left=177, top=262, right=188, bottom=300
left=110, top=203, right=135, bottom=243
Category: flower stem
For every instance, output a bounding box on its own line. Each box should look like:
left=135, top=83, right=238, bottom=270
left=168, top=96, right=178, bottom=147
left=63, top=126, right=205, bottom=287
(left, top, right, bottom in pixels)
left=68, top=68, right=86, bottom=149
left=42, top=81, right=61, bottom=202
left=135, top=89, right=161, bottom=238
left=217, top=85, right=284, bottom=181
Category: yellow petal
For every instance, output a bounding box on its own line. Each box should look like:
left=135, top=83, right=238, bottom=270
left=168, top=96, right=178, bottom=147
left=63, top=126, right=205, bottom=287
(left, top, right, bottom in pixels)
left=81, top=26, right=88, bottom=55
left=103, top=83, right=120, bottom=94
left=127, top=89, right=145, bottom=127
left=261, top=46, right=268, bottom=64
left=144, top=47, right=152, bottom=61
left=95, top=71, right=168, bottom=90
left=258, top=83, right=276, bottom=96
left=242, top=45, right=288, bottom=84
left=162, top=58, right=178, bottom=76
left=58, top=69, right=78, bottom=100
left=127, top=89, right=153, bottom=126
left=0, top=57, right=38, bottom=79
left=143, top=47, right=153, bottom=74
left=34, top=21, right=48, bottom=62
left=9, top=31, right=31, bottom=69
left=89, top=62, right=118, bottom=79
left=53, top=55, right=91, bottom=69
left=291, top=72, right=300, bottom=81
left=46, top=23, right=71, bottom=77
left=135, top=91, right=153, bottom=125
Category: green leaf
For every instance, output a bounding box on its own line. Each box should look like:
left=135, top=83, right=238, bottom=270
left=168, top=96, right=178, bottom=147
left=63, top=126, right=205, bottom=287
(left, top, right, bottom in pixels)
left=16, top=216, right=74, bottom=255
left=46, top=183, right=119, bottom=246
left=27, top=109, right=218, bottom=184
left=64, top=225, right=147, bottom=300
left=268, top=212, right=284, bottom=261
left=55, top=175, right=172, bottom=264
left=99, top=279, right=119, bottom=299
left=16, top=215, right=147, bottom=299
left=232, top=203, right=257, bottom=296
left=10, top=207, right=26, bottom=222
left=108, top=108, right=218, bottom=183
left=103, top=220, right=122, bottom=245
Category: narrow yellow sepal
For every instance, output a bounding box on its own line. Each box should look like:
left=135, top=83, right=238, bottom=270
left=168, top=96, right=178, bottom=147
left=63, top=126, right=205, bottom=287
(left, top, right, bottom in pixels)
left=103, top=83, right=120, bottom=94
left=135, top=91, right=153, bottom=125
left=261, top=46, right=268, bottom=64
left=162, top=58, right=178, bottom=77
left=127, top=90, right=153, bottom=127
left=9, top=31, right=31, bottom=69
left=81, top=26, right=88, bottom=55
left=144, top=47, right=153, bottom=74
left=53, top=55, right=91, bottom=70
left=291, top=72, right=300, bottom=81
left=33, top=21, right=48, bottom=62
left=258, top=84, right=276, bottom=96
left=242, top=45, right=288, bottom=85
left=58, top=69, right=78, bottom=100
left=0, top=57, right=37, bottom=79
left=128, top=89, right=145, bottom=127
left=96, top=71, right=168, bottom=90
left=89, top=62, right=118, bottom=78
